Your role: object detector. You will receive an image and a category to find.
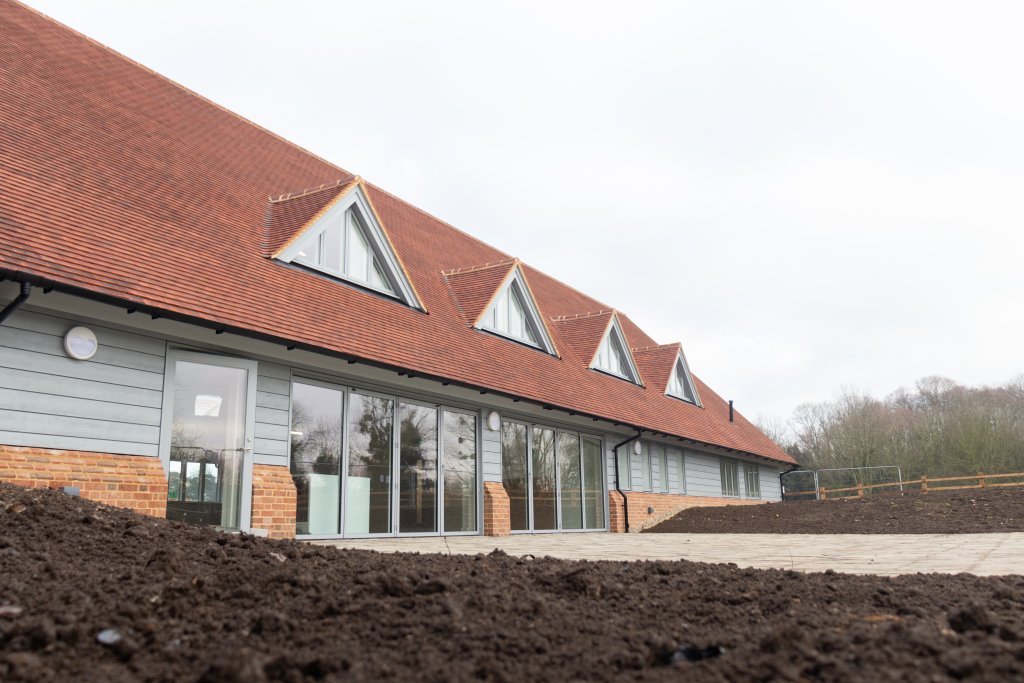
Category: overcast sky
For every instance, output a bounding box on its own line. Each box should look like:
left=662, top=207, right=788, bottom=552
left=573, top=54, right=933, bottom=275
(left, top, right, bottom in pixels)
left=26, top=1, right=1024, bottom=424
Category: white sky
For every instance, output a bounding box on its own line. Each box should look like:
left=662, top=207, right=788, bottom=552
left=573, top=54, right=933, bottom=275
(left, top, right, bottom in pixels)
left=25, top=1, right=1024, bottom=423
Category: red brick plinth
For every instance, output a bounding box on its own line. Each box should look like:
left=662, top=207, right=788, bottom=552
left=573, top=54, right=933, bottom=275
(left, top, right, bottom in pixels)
left=251, top=464, right=296, bottom=539
left=0, top=445, right=167, bottom=516
left=608, top=490, right=767, bottom=532
left=483, top=481, right=511, bottom=536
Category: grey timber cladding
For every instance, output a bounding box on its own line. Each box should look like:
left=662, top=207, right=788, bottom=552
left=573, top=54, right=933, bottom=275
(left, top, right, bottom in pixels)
left=481, top=412, right=502, bottom=483
left=683, top=450, right=723, bottom=497
left=759, top=466, right=782, bottom=501
left=254, top=362, right=291, bottom=467
left=667, top=449, right=684, bottom=494
left=0, top=309, right=165, bottom=456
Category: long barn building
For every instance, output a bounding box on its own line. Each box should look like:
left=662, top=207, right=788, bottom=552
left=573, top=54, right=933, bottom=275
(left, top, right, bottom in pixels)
left=0, top=0, right=794, bottom=539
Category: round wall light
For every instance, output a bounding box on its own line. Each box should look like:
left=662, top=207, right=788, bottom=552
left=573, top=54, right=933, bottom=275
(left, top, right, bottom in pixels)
left=486, top=410, right=501, bottom=431
left=64, top=326, right=98, bottom=360
left=633, top=440, right=643, bottom=455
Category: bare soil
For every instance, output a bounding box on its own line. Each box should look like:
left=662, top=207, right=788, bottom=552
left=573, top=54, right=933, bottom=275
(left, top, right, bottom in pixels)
left=645, top=488, right=1024, bottom=535
left=2, top=483, right=1024, bottom=682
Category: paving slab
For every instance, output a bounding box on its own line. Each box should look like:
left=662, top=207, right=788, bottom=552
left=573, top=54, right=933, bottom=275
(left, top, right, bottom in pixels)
left=314, top=532, right=1024, bottom=576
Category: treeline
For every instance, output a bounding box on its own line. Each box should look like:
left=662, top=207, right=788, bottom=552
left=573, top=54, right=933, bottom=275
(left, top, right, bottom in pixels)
left=762, top=375, right=1024, bottom=482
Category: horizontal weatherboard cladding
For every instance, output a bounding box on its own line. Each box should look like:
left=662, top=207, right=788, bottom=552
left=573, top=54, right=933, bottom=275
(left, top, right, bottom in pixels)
left=683, top=451, right=724, bottom=498
left=0, top=309, right=167, bottom=456
left=481, top=417, right=502, bottom=483
left=253, top=362, right=291, bottom=467
left=760, top=467, right=782, bottom=501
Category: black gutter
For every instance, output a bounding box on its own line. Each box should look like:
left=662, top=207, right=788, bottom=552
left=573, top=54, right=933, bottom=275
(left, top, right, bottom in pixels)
left=0, top=281, right=31, bottom=324
left=0, top=269, right=792, bottom=467
left=611, top=431, right=643, bottom=533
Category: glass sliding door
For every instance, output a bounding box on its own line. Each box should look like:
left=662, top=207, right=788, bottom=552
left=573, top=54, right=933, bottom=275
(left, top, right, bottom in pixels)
left=398, top=402, right=438, bottom=534
left=582, top=436, right=605, bottom=530
left=531, top=427, right=557, bottom=530
left=346, top=391, right=394, bottom=535
left=290, top=382, right=344, bottom=535
left=502, top=421, right=529, bottom=531
left=164, top=355, right=254, bottom=532
left=558, top=432, right=583, bottom=530
left=442, top=411, right=477, bottom=533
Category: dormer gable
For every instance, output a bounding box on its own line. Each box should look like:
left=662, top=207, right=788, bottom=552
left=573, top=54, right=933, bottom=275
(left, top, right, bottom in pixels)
left=633, top=343, right=703, bottom=406
left=591, top=313, right=642, bottom=384
left=667, top=348, right=701, bottom=405
left=553, top=311, right=642, bottom=385
left=270, top=177, right=422, bottom=309
left=444, top=259, right=558, bottom=355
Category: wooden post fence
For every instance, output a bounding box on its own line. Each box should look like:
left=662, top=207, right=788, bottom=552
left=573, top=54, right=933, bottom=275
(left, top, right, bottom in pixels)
left=810, top=471, right=1024, bottom=500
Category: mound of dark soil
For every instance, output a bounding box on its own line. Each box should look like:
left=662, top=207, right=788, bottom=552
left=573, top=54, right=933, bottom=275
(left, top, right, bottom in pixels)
left=646, top=488, right=1024, bottom=535
left=1, top=483, right=1023, bottom=681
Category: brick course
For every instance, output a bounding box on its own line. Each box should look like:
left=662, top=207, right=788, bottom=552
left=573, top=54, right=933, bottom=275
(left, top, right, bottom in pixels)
left=0, top=445, right=166, bottom=517
left=608, top=490, right=766, bottom=533
left=482, top=481, right=511, bottom=537
left=251, top=464, right=297, bottom=539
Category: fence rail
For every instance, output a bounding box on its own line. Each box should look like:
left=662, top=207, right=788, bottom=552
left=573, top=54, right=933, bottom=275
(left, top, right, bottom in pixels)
left=817, top=471, right=1024, bottom=500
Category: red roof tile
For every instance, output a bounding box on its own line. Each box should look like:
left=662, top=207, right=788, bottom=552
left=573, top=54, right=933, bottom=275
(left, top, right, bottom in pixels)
left=633, top=344, right=681, bottom=396
left=0, top=0, right=794, bottom=465
left=550, top=311, right=615, bottom=367
left=263, top=177, right=357, bottom=257
left=443, top=260, right=517, bottom=325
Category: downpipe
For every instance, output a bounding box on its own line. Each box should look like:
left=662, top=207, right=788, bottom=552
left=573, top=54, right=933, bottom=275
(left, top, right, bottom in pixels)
left=0, top=281, right=31, bottom=325
left=612, top=431, right=642, bottom=533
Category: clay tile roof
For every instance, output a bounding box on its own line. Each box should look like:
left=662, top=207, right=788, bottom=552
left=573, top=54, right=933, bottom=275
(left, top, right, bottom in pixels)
left=263, top=177, right=358, bottom=257
left=0, top=0, right=795, bottom=465
left=633, top=344, right=681, bottom=394
left=442, top=259, right=518, bottom=325
left=549, top=310, right=615, bottom=366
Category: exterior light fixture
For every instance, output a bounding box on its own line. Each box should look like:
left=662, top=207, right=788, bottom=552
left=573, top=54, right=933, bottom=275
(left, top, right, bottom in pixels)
left=63, top=326, right=98, bottom=360
left=486, top=411, right=501, bottom=431
left=633, top=441, right=643, bottom=455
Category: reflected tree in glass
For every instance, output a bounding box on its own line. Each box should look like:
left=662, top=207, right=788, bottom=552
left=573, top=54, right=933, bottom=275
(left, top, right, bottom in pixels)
left=582, top=436, right=605, bottom=529
left=289, top=383, right=343, bottom=535
left=501, top=422, right=529, bottom=531
left=558, top=432, right=583, bottom=530
left=346, top=393, right=394, bottom=534
left=399, top=403, right=438, bottom=534
left=532, top=427, right=557, bottom=530
left=444, top=412, right=477, bottom=533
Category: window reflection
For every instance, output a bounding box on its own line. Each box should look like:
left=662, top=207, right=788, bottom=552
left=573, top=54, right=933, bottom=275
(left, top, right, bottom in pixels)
left=167, top=361, right=247, bottom=531
left=582, top=436, right=604, bottom=529
left=399, top=403, right=438, bottom=534
left=290, top=383, right=343, bottom=535
left=558, top=433, right=583, bottom=530
left=502, top=422, right=529, bottom=531
left=443, top=411, right=477, bottom=533
left=346, top=393, right=394, bottom=534
left=531, top=427, right=557, bottom=530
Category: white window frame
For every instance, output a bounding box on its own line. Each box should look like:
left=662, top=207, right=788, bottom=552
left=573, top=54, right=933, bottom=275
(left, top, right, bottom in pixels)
left=276, top=184, right=422, bottom=309
left=720, top=457, right=739, bottom=497
left=477, top=266, right=557, bottom=355
left=744, top=463, right=761, bottom=499
left=158, top=349, right=259, bottom=533
left=666, top=349, right=702, bottom=406
left=591, top=315, right=642, bottom=385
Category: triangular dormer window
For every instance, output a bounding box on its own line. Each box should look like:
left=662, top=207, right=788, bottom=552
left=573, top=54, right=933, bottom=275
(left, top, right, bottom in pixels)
left=591, top=316, right=641, bottom=384
left=275, top=181, right=421, bottom=308
left=667, top=351, right=701, bottom=405
left=478, top=266, right=556, bottom=354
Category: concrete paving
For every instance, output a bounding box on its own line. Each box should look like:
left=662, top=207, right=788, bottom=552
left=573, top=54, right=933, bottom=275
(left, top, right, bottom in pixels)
left=314, top=532, right=1024, bottom=576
